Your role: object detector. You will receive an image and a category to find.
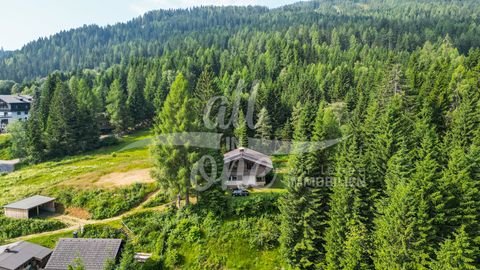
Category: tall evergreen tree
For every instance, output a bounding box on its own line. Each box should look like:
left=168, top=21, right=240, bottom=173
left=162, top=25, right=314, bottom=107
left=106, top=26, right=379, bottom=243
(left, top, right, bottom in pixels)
left=126, top=67, right=147, bottom=124
left=254, top=107, right=272, bottom=141
left=234, top=109, right=248, bottom=147
left=25, top=92, right=45, bottom=163
left=44, top=81, right=79, bottom=157
left=432, top=227, right=478, bottom=270
left=324, top=135, right=368, bottom=270
left=152, top=73, right=197, bottom=205
left=106, top=79, right=131, bottom=133
left=280, top=102, right=315, bottom=269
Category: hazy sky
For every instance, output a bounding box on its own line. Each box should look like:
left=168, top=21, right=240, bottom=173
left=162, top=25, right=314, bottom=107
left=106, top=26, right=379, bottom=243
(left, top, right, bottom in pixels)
left=0, top=0, right=299, bottom=51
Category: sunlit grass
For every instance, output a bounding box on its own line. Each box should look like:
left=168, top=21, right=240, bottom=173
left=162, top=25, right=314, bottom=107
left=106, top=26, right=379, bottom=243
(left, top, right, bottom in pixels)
left=0, top=129, right=154, bottom=206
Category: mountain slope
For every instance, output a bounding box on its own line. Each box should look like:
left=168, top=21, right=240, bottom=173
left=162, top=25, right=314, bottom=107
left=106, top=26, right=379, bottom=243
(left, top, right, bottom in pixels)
left=1, top=0, right=479, bottom=81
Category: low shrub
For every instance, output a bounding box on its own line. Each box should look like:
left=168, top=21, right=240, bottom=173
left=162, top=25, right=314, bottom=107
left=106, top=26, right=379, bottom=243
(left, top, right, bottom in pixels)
left=55, top=183, right=155, bottom=219
left=226, top=193, right=280, bottom=218
left=142, top=192, right=169, bottom=208
left=81, top=223, right=126, bottom=240
left=0, top=216, right=65, bottom=242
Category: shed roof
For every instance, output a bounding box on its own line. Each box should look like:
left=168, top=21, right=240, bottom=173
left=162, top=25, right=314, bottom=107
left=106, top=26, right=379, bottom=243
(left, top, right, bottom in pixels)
left=224, top=147, right=273, bottom=168
left=0, top=241, right=52, bottom=270
left=44, top=238, right=123, bottom=270
left=3, top=195, right=56, bottom=210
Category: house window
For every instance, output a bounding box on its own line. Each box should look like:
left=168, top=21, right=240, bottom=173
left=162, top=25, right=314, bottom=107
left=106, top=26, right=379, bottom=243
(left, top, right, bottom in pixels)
left=229, top=176, right=243, bottom=181
left=17, top=111, right=21, bottom=115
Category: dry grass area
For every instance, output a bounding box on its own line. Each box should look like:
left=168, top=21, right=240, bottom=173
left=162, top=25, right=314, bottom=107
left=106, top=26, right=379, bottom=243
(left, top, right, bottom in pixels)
left=65, top=207, right=91, bottom=220
left=93, top=168, right=154, bottom=187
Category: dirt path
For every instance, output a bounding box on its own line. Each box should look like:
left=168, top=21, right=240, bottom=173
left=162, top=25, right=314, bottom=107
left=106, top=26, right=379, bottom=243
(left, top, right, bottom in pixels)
left=8, top=190, right=175, bottom=243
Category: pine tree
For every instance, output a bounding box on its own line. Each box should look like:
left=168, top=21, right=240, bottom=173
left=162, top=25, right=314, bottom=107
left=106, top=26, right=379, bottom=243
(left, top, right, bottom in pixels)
left=152, top=73, right=197, bottom=205
left=234, top=109, right=248, bottom=147
left=432, top=227, right=478, bottom=270
left=284, top=103, right=343, bottom=269
left=25, top=92, right=45, bottom=163
left=194, top=66, right=221, bottom=117
left=279, top=102, right=318, bottom=269
left=38, top=74, right=59, bottom=129
left=73, top=78, right=100, bottom=151
left=44, top=81, right=79, bottom=157
left=144, top=69, right=159, bottom=119
left=255, top=107, right=272, bottom=141
left=126, top=67, right=147, bottom=125
left=106, top=79, right=132, bottom=133
left=324, top=135, right=368, bottom=270
left=341, top=220, right=369, bottom=270
left=436, top=146, right=480, bottom=245
left=373, top=139, right=439, bottom=269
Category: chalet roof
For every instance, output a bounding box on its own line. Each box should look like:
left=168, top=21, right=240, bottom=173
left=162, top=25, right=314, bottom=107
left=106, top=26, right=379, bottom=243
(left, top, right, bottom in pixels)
left=44, top=238, right=123, bottom=270
left=0, top=241, right=52, bottom=270
left=0, top=95, right=33, bottom=104
left=224, top=147, right=273, bottom=168
left=3, top=195, right=56, bottom=210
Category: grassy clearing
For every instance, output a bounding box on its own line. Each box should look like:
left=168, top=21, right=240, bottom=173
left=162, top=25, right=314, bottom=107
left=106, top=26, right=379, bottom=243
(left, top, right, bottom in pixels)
left=0, top=129, right=154, bottom=206
left=0, top=134, right=12, bottom=160
left=27, top=230, right=74, bottom=248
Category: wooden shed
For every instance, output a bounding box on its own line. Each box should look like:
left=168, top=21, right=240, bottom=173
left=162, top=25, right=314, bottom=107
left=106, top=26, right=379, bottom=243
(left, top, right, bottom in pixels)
left=3, top=195, right=56, bottom=219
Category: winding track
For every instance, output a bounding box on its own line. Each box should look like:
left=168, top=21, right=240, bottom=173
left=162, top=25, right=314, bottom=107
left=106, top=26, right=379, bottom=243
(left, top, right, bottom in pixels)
left=6, top=190, right=176, bottom=243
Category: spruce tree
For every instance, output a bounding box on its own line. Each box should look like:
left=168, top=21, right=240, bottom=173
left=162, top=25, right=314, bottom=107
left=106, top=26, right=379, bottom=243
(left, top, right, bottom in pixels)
left=25, top=92, right=45, bottom=163
left=44, top=81, right=79, bottom=157
left=255, top=107, right=272, bottom=141
left=279, top=102, right=318, bottom=269
left=234, top=109, right=248, bottom=147
left=324, top=135, right=368, bottom=270
left=152, top=73, right=197, bottom=205
left=106, top=79, right=132, bottom=133
left=126, top=67, right=147, bottom=125
left=432, top=227, right=478, bottom=270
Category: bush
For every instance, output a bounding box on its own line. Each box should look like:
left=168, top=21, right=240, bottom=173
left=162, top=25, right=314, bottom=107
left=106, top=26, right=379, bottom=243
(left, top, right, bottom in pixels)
left=55, top=183, right=155, bottom=219
left=165, top=249, right=182, bottom=267
left=226, top=193, right=280, bottom=218
left=249, top=216, right=281, bottom=249
left=142, top=192, right=169, bottom=208
left=81, top=224, right=126, bottom=239
left=0, top=216, right=65, bottom=242
left=0, top=134, right=12, bottom=160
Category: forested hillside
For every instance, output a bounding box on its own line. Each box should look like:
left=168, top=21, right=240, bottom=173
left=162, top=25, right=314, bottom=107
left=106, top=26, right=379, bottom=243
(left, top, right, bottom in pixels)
left=1, top=0, right=480, bottom=81
left=1, top=0, right=480, bottom=269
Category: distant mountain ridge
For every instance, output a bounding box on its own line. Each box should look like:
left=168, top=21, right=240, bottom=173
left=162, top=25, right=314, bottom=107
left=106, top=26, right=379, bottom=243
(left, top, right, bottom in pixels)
left=0, top=0, right=479, bottom=81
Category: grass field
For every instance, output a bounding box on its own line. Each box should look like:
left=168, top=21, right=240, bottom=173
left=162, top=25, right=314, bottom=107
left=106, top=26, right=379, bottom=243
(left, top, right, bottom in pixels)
left=0, top=129, right=154, bottom=207
left=0, top=134, right=12, bottom=160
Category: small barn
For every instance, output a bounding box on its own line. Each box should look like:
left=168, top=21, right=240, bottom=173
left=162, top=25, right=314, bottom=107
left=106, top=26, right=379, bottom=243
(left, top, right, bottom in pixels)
left=3, top=195, right=56, bottom=219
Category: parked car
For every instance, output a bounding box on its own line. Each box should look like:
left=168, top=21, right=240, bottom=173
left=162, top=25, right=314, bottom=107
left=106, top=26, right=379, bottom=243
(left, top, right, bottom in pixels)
left=232, top=189, right=249, bottom=197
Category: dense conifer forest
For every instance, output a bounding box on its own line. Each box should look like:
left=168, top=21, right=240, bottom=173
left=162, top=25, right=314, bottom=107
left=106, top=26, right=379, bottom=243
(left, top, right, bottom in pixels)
left=1, top=0, right=480, bottom=268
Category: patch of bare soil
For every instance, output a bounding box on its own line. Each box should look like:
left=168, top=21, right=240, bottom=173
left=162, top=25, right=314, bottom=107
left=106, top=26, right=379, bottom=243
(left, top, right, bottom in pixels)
left=65, top=207, right=92, bottom=220
left=95, top=168, right=154, bottom=187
